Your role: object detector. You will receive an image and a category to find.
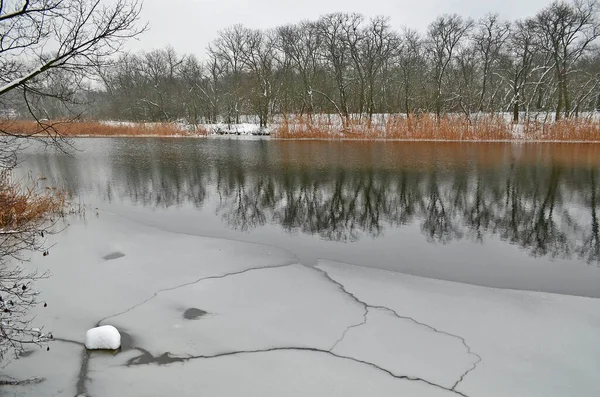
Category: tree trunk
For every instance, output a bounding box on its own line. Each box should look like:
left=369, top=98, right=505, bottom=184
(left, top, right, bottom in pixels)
left=555, top=81, right=563, bottom=122
left=562, top=73, right=571, bottom=119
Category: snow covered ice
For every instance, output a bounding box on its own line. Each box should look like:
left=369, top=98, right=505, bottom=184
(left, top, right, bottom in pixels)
left=85, top=325, right=121, bottom=350
left=1, top=213, right=599, bottom=397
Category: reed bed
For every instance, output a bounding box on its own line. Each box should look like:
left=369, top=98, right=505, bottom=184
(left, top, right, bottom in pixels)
left=2, top=120, right=208, bottom=137
left=0, top=172, right=65, bottom=231
left=521, top=118, right=600, bottom=141
left=275, top=114, right=600, bottom=142
left=4, top=116, right=600, bottom=141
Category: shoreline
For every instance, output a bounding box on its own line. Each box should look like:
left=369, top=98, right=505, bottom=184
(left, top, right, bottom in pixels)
left=51, top=134, right=600, bottom=144
left=7, top=117, right=600, bottom=143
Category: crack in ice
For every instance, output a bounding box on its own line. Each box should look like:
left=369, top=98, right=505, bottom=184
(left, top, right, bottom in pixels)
left=310, top=264, right=482, bottom=392
left=117, top=264, right=481, bottom=397
left=125, top=346, right=471, bottom=397
left=17, top=212, right=486, bottom=396
left=0, top=376, right=45, bottom=386
left=97, top=262, right=297, bottom=326
left=50, top=337, right=90, bottom=396
left=53, top=263, right=296, bottom=397
left=329, top=306, right=369, bottom=351
left=368, top=304, right=482, bottom=391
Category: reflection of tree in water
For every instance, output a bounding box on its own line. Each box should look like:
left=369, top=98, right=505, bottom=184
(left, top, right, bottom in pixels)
left=576, top=169, right=600, bottom=263
left=216, top=168, right=391, bottom=241
left=212, top=159, right=598, bottom=264
left=420, top=169, right=463, bottom=244
left=108, top=141, right=211, bottom=208
left=21, top=140, right=600, bottom=264
left=215, top=166, right=274, bottom=231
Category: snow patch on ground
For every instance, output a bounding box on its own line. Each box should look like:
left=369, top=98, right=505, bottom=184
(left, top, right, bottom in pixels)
left=85, top=325, right=121, bottom=350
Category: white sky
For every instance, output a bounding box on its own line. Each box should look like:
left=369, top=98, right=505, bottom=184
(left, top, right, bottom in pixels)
left=125, top=0, right=554, bottom=56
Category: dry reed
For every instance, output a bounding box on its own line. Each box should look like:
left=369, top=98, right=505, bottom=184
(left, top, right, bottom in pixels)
left=275, top=114, right=600, bottom=142
left=5, top=116, right=600, bottom=141
left=0, top=172, right=65, bottom=231
left=3, top=120, right=208, bottom=137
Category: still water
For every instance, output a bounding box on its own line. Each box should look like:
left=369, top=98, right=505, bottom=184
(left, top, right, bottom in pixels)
left=17, top=138, right=600, bottom=297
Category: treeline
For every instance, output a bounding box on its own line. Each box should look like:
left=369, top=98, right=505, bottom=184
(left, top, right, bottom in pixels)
left=89, top=0, right=600, bottom=126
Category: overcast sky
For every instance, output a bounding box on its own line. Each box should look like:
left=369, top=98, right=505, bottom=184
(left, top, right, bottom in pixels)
left=126, top=0, right=554, bottom=56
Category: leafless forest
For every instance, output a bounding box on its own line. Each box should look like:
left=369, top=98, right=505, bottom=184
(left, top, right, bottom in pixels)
left=11, top=0, right=598, bottom=131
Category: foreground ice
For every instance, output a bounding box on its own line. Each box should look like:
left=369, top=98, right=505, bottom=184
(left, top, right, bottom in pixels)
left=102, top=264, right=364, bottom=356
left=317, top=260, right=600, bottom=397
left=1, top=213, right=599, bottom=397
left=89, top=350, right=453, bottom=397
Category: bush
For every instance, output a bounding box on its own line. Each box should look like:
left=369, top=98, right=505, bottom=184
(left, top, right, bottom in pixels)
left=0, top=172, right=66, bottom=361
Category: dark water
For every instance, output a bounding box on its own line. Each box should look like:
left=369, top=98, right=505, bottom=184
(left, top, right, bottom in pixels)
left=17, top=138, right=600, bottom=297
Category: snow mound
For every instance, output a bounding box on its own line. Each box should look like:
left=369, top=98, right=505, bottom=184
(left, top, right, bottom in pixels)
left=85, top=325, right=121, bottom=350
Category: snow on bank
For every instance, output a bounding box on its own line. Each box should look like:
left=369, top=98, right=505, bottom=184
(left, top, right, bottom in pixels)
left=207, top=122, right=273, bottom=136
left=100, top=120, right=274, bottom=136
left=98, top=111, right=600, bottom=140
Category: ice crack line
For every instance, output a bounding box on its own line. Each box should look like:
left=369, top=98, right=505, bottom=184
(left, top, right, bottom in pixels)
left=49, top=337, right=90, bottom=396
left=58, top=263, right=297, bottom=396
left=0, top=376, right=45, bottom=386
left=97, top=262, right=297, bottom=326
left=329, top=305, right=369, bottom=351
left=310, top=264, right=482, bottom=392
left=125, top=347, right=471, bottom=397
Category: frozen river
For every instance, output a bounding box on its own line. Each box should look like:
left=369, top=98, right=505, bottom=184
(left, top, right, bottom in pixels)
left=2, top=138, right=600, bottom=396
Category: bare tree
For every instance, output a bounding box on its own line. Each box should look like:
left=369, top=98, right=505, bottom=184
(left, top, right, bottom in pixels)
left=0, top=168, right=67, bottom=362
left=317, top=13, right=353, bottom=126
left=361, top=16, right=400, bottom=121
left=502, top=20, right=536, bottom=122
left=398, top=29, right=426, bottom=116
left=426, top=14, right=474, bottom=119
left=209, top=25, right=247, bottom=124
left=473, top=14, right=510, bottom=112
left=1, top=0, right=144, bottom=120
left=533, top=0, right=600, bottom=120
left=239, top=29, right=278, bottom=127
left=277, top=21, right=323, bottom=117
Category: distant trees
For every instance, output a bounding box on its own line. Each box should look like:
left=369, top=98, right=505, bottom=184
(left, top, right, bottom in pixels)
left=91, top=0, right=600, bottom=125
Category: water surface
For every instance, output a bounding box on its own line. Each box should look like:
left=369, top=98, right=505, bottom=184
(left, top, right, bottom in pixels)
left=17, top=138, right=600, bottom=297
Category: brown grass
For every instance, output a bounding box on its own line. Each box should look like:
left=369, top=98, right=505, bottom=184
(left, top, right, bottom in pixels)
left=521, top=118, right=600, bottom=141
left=275, top=114, right=600, bottom=142
left=3, top=120, right=208, bottom=137
left=5, top=116, right=600, bottom=141
left=0, top=172, right=65, bottom=231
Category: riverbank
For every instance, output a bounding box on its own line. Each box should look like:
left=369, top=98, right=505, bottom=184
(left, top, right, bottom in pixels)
left=2, top=120, right=208, bottom=137
left=4, top=115, right=600, bottom=141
